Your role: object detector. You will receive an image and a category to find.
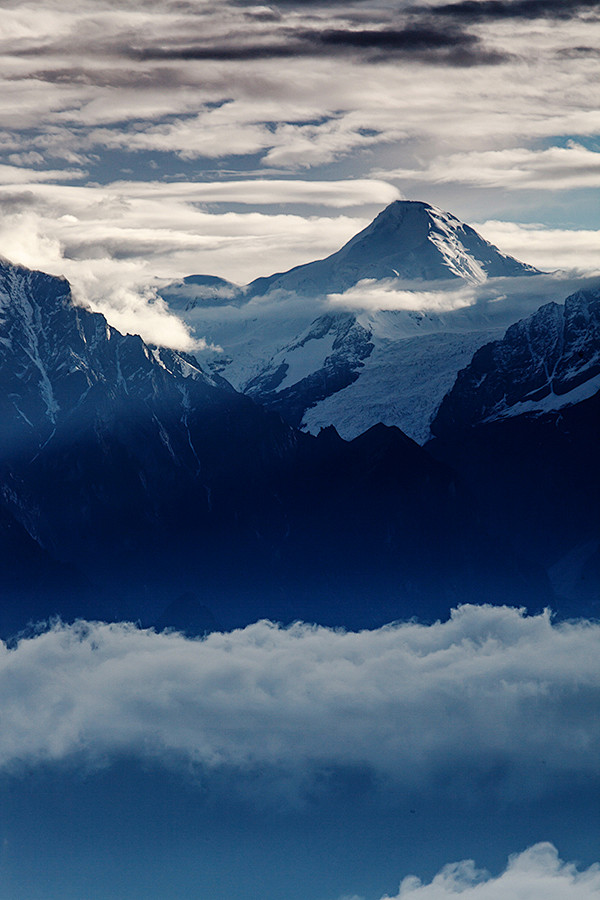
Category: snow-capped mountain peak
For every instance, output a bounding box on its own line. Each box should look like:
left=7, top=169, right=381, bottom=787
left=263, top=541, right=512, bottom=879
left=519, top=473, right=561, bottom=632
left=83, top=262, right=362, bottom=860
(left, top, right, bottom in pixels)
left=244, top=200, right=539, bottom=299
left=0, top=259, right=231, bottom=464
left=158, top=200, right=544, bottom=443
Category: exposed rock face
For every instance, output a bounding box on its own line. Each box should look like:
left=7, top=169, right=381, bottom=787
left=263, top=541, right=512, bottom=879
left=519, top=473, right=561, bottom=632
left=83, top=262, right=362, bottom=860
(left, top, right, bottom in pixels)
left=243, top=313, right=374, bottom=427
left=432, top=289, right=600, bottom=435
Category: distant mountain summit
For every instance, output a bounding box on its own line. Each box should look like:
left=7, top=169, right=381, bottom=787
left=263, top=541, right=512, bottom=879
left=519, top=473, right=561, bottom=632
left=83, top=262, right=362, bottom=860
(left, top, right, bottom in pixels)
left=244, top=200, right=539, bottom=298
left=161, top=200, right=543, bottom=441
left=162, top=201, right=540, bottom=314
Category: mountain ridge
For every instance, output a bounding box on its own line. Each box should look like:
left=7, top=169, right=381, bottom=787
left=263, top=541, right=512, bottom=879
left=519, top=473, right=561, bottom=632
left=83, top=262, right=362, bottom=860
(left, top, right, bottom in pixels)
left=431, top=287, right=600, bottom=435
left=0, top=257, right=550, bottom=634
left=428, top=287, right=600, bottom=612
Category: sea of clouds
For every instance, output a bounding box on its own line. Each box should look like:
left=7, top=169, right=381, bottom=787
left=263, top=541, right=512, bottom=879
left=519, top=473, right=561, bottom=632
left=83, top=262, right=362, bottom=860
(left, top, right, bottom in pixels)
left=2, top=604, right=599, bottom=797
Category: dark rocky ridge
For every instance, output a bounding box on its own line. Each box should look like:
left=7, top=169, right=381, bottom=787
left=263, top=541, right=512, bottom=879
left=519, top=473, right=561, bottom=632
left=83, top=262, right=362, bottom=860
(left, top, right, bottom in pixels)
left=432, top=288, right=600, bottom=434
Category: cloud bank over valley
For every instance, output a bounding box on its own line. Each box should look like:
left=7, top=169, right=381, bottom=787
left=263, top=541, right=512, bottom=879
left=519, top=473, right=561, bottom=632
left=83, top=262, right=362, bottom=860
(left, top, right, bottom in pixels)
left=2, top=604, right=599, bottom=797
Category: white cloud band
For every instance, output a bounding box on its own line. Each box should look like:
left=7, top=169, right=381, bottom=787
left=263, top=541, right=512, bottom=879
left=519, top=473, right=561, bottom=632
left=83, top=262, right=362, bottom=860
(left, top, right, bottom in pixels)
left=2, top=605, right=600, bottom=793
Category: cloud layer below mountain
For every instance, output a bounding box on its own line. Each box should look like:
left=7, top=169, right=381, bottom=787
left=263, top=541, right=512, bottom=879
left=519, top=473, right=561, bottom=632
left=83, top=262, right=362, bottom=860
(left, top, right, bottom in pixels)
left=3, top=605, right=599, bottom=800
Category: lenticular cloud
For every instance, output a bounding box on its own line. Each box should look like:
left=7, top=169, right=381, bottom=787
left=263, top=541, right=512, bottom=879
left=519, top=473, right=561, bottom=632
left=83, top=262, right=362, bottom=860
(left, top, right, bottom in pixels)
left=386, top=843, right=600, bottom=899
left=1, top=605, right=599, bottom=789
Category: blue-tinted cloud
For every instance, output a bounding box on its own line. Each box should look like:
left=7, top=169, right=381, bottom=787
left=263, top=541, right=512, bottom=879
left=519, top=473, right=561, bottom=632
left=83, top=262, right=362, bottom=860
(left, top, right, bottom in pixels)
left=2, top=605, right=600, bottom=797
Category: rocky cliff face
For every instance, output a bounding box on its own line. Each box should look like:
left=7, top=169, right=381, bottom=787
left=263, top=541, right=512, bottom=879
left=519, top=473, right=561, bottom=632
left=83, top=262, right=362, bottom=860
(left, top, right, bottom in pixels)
left=0, top=261, right=239, bottom=458
left=243, top=312, right=374, bottom=428
left=431, top=288, right=600, bottom=435
left=0, top=259, right=303, bottom=624
left=0, top=259, right=295, bottom=558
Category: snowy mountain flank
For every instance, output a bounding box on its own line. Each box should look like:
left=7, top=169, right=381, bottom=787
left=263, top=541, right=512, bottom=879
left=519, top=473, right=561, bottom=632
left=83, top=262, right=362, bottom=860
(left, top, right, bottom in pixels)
left=160, top=200, right=543, bottom=442
left=0, top=261, right=233, bottom=461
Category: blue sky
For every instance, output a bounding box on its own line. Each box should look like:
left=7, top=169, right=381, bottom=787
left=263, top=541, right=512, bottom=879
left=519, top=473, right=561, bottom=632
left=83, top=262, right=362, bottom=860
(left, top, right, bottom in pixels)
left=0, top=0, right=599, bottom=343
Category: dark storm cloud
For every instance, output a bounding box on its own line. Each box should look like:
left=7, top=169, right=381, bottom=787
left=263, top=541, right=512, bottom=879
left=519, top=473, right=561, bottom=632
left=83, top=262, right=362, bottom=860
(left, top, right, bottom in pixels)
left=559, top=45, right=600, bottom=57
left=429, top=0, right=600, bottom=22
left=127, top=39, right=309, bottom=61
left=308, top=24, right=508, bottom=63
left=236, top=0, right=600, bottom=15
left=0, top=190, right=38, bottom=212
left=126, top=25, right=506, bottom=66
left=3, top=0, right=505, bottom=71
